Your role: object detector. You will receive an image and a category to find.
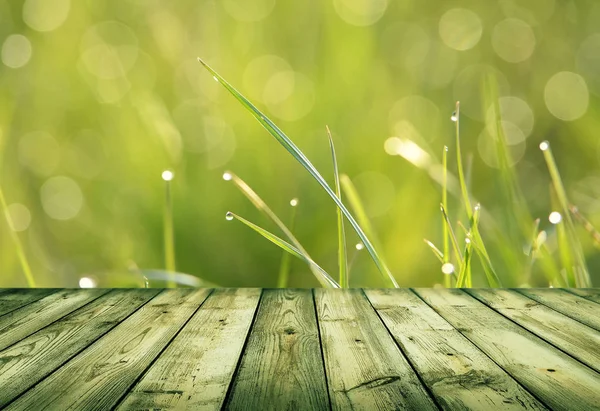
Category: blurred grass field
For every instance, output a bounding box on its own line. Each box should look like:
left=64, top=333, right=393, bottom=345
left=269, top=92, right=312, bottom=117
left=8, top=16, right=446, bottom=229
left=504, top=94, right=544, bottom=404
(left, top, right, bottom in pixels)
left=2, top=0, right=600, bottom=288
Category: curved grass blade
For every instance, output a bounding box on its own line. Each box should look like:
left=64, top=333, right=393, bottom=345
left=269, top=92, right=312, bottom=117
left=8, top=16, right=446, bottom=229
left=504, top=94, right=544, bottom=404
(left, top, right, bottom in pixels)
left=570, top=205, right=600, bottom=249
left=468, top=204, right=501, bottom=287
left=277, top=199, right=298, bottom=287
left=162, top=172, right=176, bottom=287
left=227, top=211, right=335, bottom=286
left=225, top=171, right=339, bottom=288
left=327, top=126, right=348, bottom=287
left=424, top=239, right=444, bottom=263
left=0, top=185, right=35, bottom=287
left=455, top=239, right=472, bottom=288
left=200, top=58, right=397, bottom=288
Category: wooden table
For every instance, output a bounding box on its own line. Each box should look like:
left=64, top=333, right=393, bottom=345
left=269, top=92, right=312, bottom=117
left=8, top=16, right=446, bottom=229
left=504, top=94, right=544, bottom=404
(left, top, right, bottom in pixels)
left=0, top=288, right=598, bottom=410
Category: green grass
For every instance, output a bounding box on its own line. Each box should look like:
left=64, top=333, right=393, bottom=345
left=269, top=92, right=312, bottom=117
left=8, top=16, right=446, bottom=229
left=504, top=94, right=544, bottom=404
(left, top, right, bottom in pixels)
left=193, top=60, right=600, bottom=289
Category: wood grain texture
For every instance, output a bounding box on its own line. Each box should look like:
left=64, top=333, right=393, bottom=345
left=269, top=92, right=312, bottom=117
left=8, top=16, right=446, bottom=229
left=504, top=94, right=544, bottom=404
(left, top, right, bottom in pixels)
left=415, top=288, right=600, bottom=411
left=364, top=289, right=545, bottom=410
left=0, top=289, right=108, bottom=351
left=516, top=288, right=600, bottom=331
left=0, top=289, right=159, bottom=407
left=0, top=289, right=59, bottom=317
left=117, top=288, right=261, bottom=411
left=6, top=289, right=211, bottom=411
left=225, top=289, right=329, bottom=411
left=566, top=288, right=600, bottom=304
left=468, top=288, right=600, bottom=373
left=315, top=288, right=437, bottom=411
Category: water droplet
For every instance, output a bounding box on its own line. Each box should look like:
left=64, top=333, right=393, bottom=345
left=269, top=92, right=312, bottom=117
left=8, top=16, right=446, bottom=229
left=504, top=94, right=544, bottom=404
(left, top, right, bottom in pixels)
left=222, top=171, right=232, bottom=181
left=474, top=203, right=481, bottom=211
left=444, top=145, right=449, bottom=152
left=225, top=212, right=234, bottom=221
left=465, top=237, right=471, bottom=244
left=355, top=243, right=364, bottom=250
left=162, top=170, right=174, bottom=181
left=213, top=76, right=218, bottom=82
left=79, top=277, right=96, bottom=288
left=549, top=211, right=562, bottom=224
left=290, top=198, right=298, bottom=207
left=441, top=263, right=455, bottom=275
left=451, top=111, right=458, bottom=122
left=539, top=141, right=549, bottom=151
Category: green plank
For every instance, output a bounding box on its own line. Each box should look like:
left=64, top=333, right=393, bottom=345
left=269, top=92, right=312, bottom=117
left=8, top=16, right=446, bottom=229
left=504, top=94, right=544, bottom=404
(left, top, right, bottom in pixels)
left=0, top=289, right=108, bottom=351
left=225, top=289, right=329, bottom=410
left=468, top=289, right=600, bottom=373
left=517, top=288, right=600, bottom=331
left=415, top=288, right=600, bottom=411
left=315, top=289, right=437, bottom=410
left=6, top=289, right=212, bottom=411
left=365, top=289, right=545, bottom=410
left=0, top=289, right=159, bottom=407
left=117, top=288, right=261, bottom=410
left=0, top=289, right=59, bottom=317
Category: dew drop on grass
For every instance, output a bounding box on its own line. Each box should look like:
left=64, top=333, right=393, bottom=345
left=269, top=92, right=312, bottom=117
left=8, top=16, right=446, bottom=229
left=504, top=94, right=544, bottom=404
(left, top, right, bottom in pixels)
left=79, top=277, right=96, bottom=288
left=355, top=243, right=364, bottom=250
left=290, top=198, right=298, bottom=207
left=539, top=141, right=549, bottom=151
left=213, top=76, right=218, bottom=82
left=162, top=170, right=174, bottom=181
left=441, top=262, right=455, bottom=275
left=465, top=237, right=471, bottom=244
left=225, top=211, right=234, bottom=221
left=549, top=211, right=562, bottom=224
left=222, top=171, right=232, bottom=181
left=451, top=111, right=458, bottom=121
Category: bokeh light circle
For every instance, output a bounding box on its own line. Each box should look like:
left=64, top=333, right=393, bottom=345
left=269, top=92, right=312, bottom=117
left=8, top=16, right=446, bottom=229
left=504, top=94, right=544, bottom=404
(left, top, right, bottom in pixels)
left=333, top=0, right=388, bottom=27
left=544, top=72, right=589, bottom=121
left=1, top=34, right=32, bottom=68
left=243, top=55, right=292, bottom=103
left=263, top=71, right=315, bottom=121
left=478, top=127, right=526, bottom=169
left=492, top=18, right=535, bottom=63
left=485, top=96, right=534, bottom=139
left=439, top=8, right=483, bottom=51
left=6, top=203, right=31, bottom=232
left=40, top=176, right=84, bottom=220
left=23, top=0, right=70, bottom=32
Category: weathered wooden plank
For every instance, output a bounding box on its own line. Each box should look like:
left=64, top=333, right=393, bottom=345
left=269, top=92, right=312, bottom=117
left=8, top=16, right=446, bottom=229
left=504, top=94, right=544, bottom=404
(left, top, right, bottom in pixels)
left=566, top=288, right=600, bottom=304
left=0, top=289, right=159, bottom=407
left=516, top=288, right=600, bottom=331
left=0, top=289, right=108, bottom=351
left=117, top=288, right=261, bottom=410
left=0, top=289, right=59, bottom=317
left=225, top=289, right=329, bottom=411
left=364, top=289, right=545, bottom=410
left=6, top=289, right=212, bottom=411
left=468, top=288, right=600, bottom=373
left=315, top=288, right=437, bottom=411
left=415, top=288, right=600, bottom=411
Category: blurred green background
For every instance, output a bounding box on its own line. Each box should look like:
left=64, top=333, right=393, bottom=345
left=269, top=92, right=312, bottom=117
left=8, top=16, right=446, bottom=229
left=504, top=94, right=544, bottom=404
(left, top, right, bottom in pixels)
left=1, top=0, right=600, bottom=288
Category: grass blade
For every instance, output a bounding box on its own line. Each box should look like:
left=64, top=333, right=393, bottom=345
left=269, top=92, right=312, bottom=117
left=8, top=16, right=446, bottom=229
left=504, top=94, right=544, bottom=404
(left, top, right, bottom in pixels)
left=442, top=146, right=450, bottom=287
left=570, top=205, right=600, bottom=249
left=453, top=102, right=472, bottom=218
left=224, top=171, right=339, bottom=288
left=541, top=141, right=591, bottom=287
left=199, top=58, right=397, bottom=288
left=468, top=204, right=502, bottom=287
left=455, top=238, right=472, bottom=288
left=277, top=198, right=298, bottom=288
left=424, top=239, right=444, bottom=263
left=0, top=185, right=35, bottom=287
left=440, top=204, right=463, bottom=263
left=327, top=126, right=348, bottom=288
left=226, top=211, right=334, bottom=285
left=162, top=170, right=176, bottom=287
